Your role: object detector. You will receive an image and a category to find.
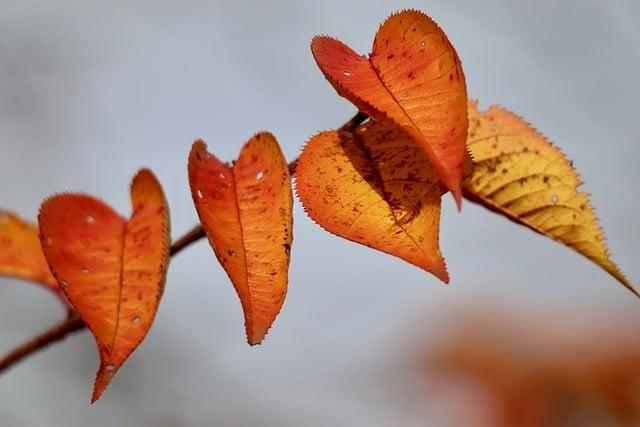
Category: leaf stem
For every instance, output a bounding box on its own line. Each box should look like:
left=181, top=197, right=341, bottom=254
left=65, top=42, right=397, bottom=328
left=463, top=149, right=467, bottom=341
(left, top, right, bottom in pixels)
left=340, top=111, right=369, bottom=132
left=289, top=111, right=368, bottom=175
left=0, top=110, right=369, bottom=375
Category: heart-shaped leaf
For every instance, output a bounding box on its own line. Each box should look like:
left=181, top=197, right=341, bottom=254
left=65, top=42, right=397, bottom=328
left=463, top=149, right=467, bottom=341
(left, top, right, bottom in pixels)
left=295, top=120, right=448, bottom=282
left=0, top=210, right=66, bottom=304
left=463, top=100, right=636, bottom=295
left=311, top=10, right=468, bottom=207
left=39, top=169, right=171, bottom=402
left=188, top=134, right=293, bottom=345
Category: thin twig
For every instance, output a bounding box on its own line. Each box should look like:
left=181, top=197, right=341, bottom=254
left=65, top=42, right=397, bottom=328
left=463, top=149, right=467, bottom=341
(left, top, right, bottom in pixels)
left=0, top=312, right=84, bottom=372
left=340, top=111, right=368, bottom=132
left=288, top=158, right=299, bottom=176
left=0, top=110, right=369, bottom=374
left=0, top=224, right=207, bottom=374
left=169, top=224, right=206, bottom=256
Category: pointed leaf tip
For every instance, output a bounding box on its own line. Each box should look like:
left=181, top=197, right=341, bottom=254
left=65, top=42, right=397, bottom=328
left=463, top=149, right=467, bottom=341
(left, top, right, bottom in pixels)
left=463, top=100, right=636, bottom=296
left=188, top=133, right=294, bottom=345
left=91, top=363, right=121, bottom=403
left=311, top=10, right=468, bottom=205
left=39, top=168, right=170, bottom=401
left=295, top=121, right=449, bottom=283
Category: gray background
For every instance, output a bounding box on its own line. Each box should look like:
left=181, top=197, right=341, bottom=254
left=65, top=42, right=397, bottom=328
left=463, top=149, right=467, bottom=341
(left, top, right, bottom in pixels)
left=0, top=1, right=638, bottom=426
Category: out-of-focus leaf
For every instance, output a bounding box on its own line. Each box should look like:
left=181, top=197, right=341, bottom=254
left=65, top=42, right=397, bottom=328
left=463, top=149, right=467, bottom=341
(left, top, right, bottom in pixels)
left=419, top=307, right=640, bottom=426
left=295, top=120, right=448, bottom=282
left=0, top=210, right=67, bottom=304
left=463, top=100, right=635, bottom=295
left=188, top=134, right=293, bottom=345
left=311, top=9, right=468, bottom=206
left=39, top=169, right=170, bottom=402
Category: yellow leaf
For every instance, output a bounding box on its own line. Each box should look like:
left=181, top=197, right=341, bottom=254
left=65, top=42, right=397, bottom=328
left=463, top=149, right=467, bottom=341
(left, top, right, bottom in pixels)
left=463, top=100, right=636, bottom=296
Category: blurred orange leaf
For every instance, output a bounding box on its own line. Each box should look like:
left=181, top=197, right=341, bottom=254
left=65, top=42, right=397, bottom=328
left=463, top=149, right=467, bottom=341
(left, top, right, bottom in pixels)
left=188, top=134, right=293, bottom=345
left=311, top=10, right=468, bottom=206
left=463, top=100, right=635, bottom=295
left=295, top=121, right=448, bottom=282
left=0, top=210, right=67, bottom=304
left=39, top=169, right=170, bottom=402
left=419, top=307, right=640, bottom=426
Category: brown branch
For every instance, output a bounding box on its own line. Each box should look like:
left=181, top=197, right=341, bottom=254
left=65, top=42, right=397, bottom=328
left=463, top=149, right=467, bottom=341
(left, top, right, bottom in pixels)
left=169, top=224, right=206, bottom=256
left=0, top=110, right=369, bottom=375
left=340, top=111, right=368, bottom=132
left=0, top=312, right=85, bottom=372
left=0, top=224, right=207, bottom=374
left=288, top=158, right=299, bottom=175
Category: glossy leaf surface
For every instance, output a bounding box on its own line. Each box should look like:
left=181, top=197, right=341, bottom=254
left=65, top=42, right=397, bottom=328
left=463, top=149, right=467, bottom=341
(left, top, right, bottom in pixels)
left=189, top=134, right=293, bottom=345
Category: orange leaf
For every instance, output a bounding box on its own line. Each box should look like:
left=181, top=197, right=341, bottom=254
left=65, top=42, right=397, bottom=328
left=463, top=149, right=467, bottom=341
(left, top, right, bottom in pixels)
left=295, top=120, right=448, bottom=283
left=39, top=169, right=171, bottom=402
left=463, top=100, right=636, bottom=296
left=311, top=10, right=468, bottom=207
left=188, top=134, right=293, bottom=345
left=0, top=210, right=66, bottom=303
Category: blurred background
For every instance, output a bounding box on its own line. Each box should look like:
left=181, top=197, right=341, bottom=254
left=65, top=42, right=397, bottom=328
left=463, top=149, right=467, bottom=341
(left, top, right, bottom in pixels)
left=1, top=0, right=639, bottom=425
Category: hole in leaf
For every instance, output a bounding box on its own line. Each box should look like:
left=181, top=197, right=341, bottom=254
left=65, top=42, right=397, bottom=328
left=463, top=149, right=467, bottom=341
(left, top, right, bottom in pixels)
left=421, top=40, right=426, bottom=47
left=256, top=171, right=264, bottom=180
left=132, top=316, right=141, bottom=325
left=218, top=172, right=226, bottom=179
left=343, top=71, right=352, bottom=77
left=105, top=364, right=116, bottom=372
left=60, top=280, right=68, bottom=288
left=85, top=215, right=95, bottom=224
left=81, top=267, right=90, bottom=274
left=197, top=189, right=203, bottom=199
left=551, top=195, right=559, bottom=205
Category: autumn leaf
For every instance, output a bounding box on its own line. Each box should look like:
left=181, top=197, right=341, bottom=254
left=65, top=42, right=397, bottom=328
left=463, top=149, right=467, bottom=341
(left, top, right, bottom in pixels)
left=39, top=169, right=170, bottom=402
left=0, top=210, right=67, bottom=304
left=295, top=120, right=448, bottom=282
left=463, top=100, right=636, bottom=296
left=418, top=307, right=640, bottom=426
left=311, top=10, right=468, bottom=206
left=188, top=134, right=293, bottom=345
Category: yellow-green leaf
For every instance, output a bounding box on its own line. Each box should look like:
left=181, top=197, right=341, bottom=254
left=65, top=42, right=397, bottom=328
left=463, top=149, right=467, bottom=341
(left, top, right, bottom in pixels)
left=463, top=100, right=635, bottom=296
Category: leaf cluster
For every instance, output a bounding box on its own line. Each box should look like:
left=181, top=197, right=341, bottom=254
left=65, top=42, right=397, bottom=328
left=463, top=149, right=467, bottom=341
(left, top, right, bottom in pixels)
left=0, top=9, right=633, bottom=402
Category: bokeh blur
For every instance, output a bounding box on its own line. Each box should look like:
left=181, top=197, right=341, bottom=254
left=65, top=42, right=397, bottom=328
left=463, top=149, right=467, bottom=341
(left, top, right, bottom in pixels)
left=414, top=304, right=640, bottom=426
left=1, top=1, right=638, bottom=426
